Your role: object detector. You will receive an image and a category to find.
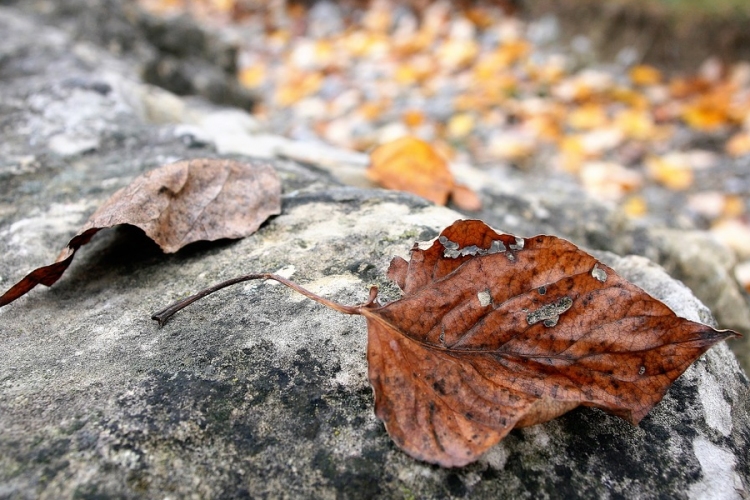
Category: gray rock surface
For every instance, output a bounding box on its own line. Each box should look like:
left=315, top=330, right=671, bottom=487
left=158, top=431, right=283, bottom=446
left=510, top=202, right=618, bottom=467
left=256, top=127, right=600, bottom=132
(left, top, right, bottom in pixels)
left=4, top=0, right=257, bottom=109
left=1, top=4, right=749, bottom=499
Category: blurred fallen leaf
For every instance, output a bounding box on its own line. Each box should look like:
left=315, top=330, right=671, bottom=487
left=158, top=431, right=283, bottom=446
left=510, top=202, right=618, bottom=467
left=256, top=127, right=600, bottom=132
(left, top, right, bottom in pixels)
left=726, top=132, right=750, bottom=157
left=629, top=65, right=662, bottom=86
left=646, top=155, right=694, bottom=191
left=367, top=136, right=482, bottom=210
left=450, top=183, right=483, bottom=212
left=613, top=108, right=655, bottom=140
left=579, top=161, right=643, bottom=200
left=402, top=109, right=426, bottom=128
left=447, top=113, right=476, bottom=139
left=0, top=159, right=281, bottom=307
left=567, top=103, right=608, bottom=131
left=623, top=195, right=648, bottom=218
left=239, top=64, right=266, bottom=89
left=711, top=218, right=750, bottom=260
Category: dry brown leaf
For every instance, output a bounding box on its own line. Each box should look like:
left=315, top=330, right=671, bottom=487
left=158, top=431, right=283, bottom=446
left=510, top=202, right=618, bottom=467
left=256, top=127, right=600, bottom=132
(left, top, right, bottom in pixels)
left=0, top=159, right=281, bottom=307
left=367, top=136, right=482, bottom=210
left=152, top=219, right=736, bottom=468
left=367, top=220, right=734, bottom=465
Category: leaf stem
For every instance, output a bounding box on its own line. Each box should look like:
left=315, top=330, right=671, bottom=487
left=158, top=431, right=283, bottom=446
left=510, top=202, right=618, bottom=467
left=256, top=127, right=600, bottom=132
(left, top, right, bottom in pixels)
left=151, top=273, right=373, bottom=326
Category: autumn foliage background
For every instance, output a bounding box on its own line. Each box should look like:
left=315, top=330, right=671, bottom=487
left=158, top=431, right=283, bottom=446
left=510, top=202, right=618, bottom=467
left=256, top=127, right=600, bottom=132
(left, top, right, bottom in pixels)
left=135, top=0, right=750, bottom=295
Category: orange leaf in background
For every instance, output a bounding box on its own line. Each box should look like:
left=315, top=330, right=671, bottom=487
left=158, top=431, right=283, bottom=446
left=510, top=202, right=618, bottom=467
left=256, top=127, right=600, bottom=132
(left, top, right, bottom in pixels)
left=450, top=184, right=483, bottom=212
left=153, top=220, right=737, bottom=467
left=629, top=65, right=662, bottom=86
left=682, top=98, right=729, bottom=131
left=567, top=103, right=608, bottom=131
left=465, top=7, right=495, bottom=29
left=402, top=109, right=425, bottom=128
left=723, top=195, right=746, bottom=218
left=669, top=77, right=712, bottom=99
left=726, top=132, right=750, bottom=157
left=367, top=136, right=481, bottom=211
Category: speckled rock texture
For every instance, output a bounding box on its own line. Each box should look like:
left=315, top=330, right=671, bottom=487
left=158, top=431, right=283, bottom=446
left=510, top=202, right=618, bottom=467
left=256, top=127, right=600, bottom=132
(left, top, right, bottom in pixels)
left=1, top=5, right=749, bottom=500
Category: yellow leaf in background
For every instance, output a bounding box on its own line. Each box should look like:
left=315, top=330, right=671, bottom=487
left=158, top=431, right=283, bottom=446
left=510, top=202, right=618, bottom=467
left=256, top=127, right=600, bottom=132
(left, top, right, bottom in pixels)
left=341, top=31, right=369, bottom=57
left=726, top=132, right=750, bottom=157
left=527, top=60, right=566, bottom=85
left=567, top=103, right=608, bottom=131
left=646, top=155, right=694, bottom=190
left=395, top=28, right=437, bottom=57
left=614, top=108, right=655, bottom=140
left=208, top=0, right=234, bottom=12
left=437, top=39, right=480, bottom=69
left=629, top=65, right=662, bottom=86
left=274, top=72, right=323, bottom=106
left=558, top=135, right=586, bottom=173
left=239, top=65, right=266, bottom=89
left=609, top=86, right=649, bottom=109
left=447, top=113, right=475, bottom=139
left=723, top=195, right=746, bottom=218
left=498, top=40, right=531, bottom=66
left=474, top=53, right=506, bottom=80
left=623, top=196, right=648, bottom=218
left=454, top=89, right=508, bottom=112
left=314, top=40, right=336, bottom=67
left=393, top=54, right=436, bottom=86
left=395, top=64, right=419, bottom=85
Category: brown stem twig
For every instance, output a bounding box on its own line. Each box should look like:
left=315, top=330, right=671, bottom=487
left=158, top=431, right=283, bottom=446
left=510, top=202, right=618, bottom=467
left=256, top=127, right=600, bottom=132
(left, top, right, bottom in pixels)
left=151, top=273, right=378, bottom=326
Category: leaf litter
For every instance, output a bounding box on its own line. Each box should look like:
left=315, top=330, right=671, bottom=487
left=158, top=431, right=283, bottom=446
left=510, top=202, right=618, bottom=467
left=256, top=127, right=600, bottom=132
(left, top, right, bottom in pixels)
left=0, top=159, right=281, bottom=307
left=151, top=219, right=738, bottom=467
